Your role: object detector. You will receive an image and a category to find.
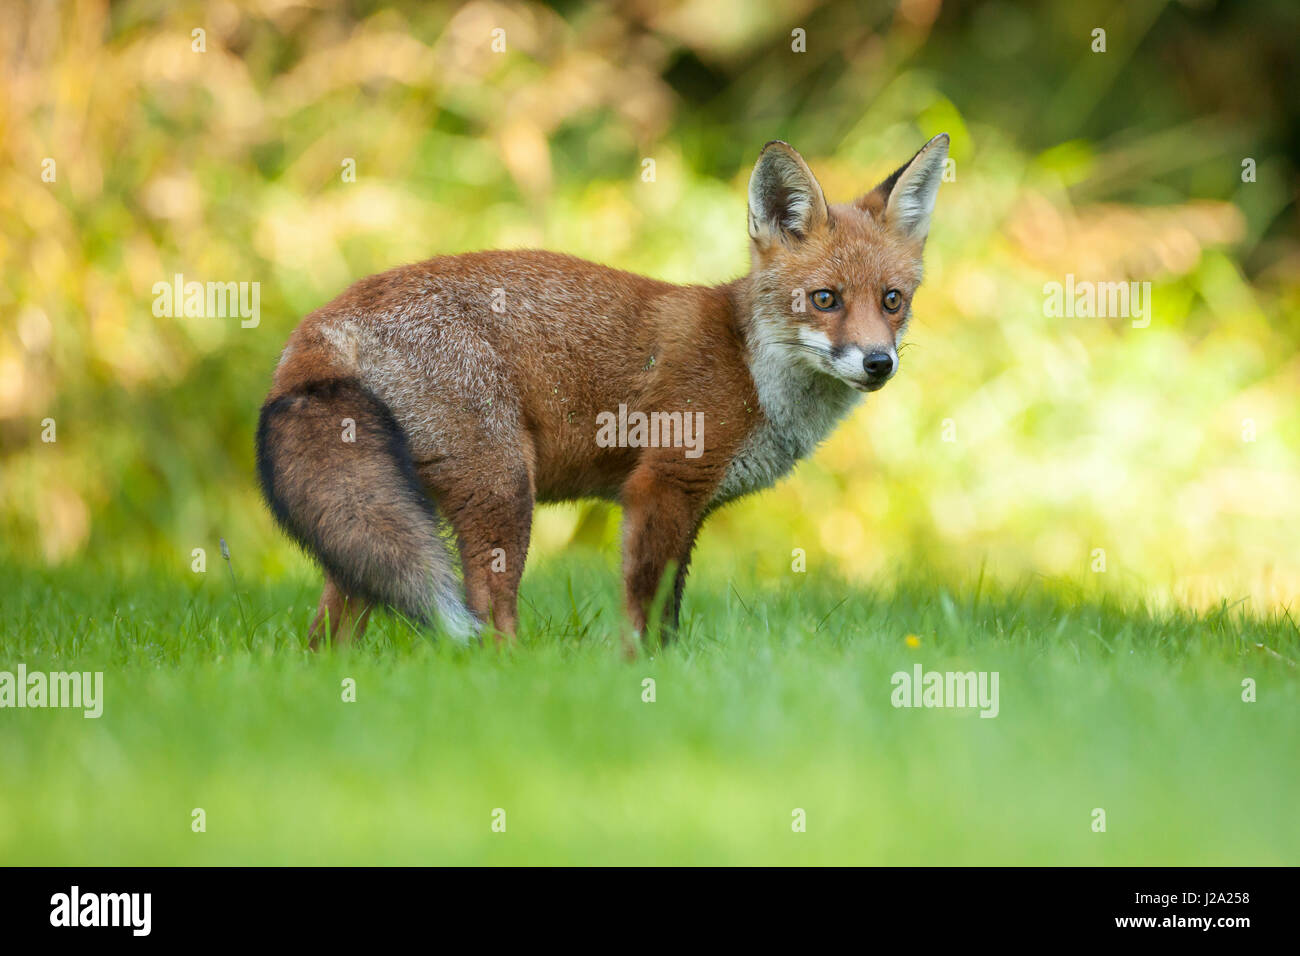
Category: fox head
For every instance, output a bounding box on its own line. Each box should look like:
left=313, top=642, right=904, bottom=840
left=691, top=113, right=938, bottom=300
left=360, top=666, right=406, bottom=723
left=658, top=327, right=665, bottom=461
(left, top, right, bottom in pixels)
left=745, top=133, right=948, bottom=393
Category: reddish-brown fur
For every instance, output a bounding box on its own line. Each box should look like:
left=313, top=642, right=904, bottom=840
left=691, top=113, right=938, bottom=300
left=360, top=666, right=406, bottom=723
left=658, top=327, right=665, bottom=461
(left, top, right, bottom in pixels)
left=257, top=136, right=948, bottom=649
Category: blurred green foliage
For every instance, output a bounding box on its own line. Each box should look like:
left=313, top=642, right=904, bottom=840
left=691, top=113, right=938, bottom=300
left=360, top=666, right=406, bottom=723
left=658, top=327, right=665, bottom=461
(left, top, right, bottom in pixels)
left=1, top=0, right=1297, bottom=606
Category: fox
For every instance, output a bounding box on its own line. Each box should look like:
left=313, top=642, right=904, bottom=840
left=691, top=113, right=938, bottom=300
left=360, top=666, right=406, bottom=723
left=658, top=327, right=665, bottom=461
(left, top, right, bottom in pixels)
left=257, top=133, right=949, bottom=648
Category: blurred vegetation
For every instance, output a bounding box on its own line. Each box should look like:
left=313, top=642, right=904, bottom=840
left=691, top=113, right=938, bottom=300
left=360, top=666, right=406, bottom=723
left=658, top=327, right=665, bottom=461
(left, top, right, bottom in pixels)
left=1, top=0, right=1297, bottom=608
left=3, top=555, right=1298, bottom=864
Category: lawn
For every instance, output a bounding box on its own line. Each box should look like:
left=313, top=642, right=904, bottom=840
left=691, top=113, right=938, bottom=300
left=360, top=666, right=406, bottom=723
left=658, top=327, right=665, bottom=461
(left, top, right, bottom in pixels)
left=1, top=554, right=1296, bottom=865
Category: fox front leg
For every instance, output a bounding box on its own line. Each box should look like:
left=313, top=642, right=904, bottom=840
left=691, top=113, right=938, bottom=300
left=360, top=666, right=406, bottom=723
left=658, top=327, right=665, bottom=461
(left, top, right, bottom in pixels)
left=620, top=465, right=707, bottom=649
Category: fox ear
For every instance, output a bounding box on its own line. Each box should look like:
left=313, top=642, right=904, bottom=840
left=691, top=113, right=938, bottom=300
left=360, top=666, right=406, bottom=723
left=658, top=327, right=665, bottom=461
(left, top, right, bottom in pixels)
left=859, top=133, right=949, bottom=243
left=747, top=141, right=828, bottom=246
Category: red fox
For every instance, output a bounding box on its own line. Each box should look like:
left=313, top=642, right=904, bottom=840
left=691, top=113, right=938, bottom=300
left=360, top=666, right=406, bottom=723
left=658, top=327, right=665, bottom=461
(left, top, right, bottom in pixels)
left=257, top=134, right=948, bottom=646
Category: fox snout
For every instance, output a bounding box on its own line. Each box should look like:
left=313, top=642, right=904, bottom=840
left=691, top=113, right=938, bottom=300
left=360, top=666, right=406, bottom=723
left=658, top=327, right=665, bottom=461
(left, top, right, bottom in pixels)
left=827, top=343, right=898, bottom=391
left=862, top=349, right=897, bottom=388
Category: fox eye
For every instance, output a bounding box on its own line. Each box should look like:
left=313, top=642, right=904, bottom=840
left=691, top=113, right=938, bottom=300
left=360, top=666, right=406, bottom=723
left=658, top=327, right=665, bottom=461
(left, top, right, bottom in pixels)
left=810, top=289, right=839, bottom=311
left=882, top=289, right=903, bottom=313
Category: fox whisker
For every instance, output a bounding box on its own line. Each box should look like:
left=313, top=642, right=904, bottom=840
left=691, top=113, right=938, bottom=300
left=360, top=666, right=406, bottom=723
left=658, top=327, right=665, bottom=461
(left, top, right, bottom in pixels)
left=774, top=339, right=831, bottom=358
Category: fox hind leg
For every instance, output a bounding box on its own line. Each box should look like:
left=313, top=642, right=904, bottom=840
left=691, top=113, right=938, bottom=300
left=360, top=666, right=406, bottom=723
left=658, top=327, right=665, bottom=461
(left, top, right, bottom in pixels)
left=308, top=576, right=374, bottom=648
left=423, top=459, right=535, bottom=643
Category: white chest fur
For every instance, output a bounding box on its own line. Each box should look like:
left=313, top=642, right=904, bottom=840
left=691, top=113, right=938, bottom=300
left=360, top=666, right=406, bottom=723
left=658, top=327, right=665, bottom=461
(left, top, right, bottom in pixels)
left=713, top=328, right=860, bottom=506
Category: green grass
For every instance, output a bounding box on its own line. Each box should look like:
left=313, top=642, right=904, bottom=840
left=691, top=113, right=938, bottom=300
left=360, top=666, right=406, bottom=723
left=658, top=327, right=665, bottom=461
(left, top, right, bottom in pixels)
left=1, top=554, right=1297, bottom=865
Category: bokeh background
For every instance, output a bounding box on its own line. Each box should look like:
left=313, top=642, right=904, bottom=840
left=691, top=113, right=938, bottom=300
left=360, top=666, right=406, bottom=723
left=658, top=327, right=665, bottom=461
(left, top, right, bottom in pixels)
left=2, top=0, right=1298, bottom=609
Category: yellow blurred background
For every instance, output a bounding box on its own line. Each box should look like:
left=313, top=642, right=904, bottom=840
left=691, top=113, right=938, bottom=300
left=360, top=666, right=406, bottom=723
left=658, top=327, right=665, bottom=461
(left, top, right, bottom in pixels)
left=2, top=0, right=1297, bottom=608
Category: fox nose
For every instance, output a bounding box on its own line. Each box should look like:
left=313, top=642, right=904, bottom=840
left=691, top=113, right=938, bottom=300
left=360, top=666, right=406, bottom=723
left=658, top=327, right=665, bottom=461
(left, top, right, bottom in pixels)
left=863, top=351, right=896, bottom=381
